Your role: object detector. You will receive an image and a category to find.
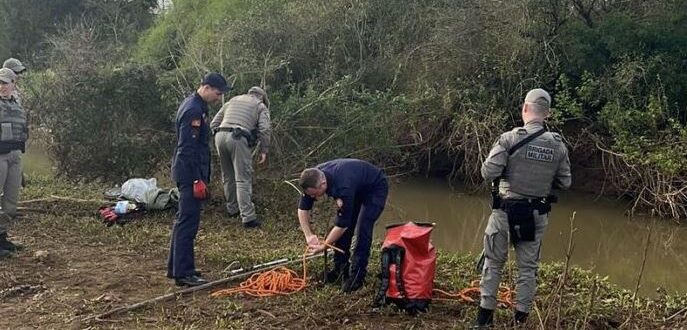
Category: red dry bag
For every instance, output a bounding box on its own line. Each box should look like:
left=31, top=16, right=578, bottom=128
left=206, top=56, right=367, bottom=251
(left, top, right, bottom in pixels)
left=373, top=222, right=436, bottom=314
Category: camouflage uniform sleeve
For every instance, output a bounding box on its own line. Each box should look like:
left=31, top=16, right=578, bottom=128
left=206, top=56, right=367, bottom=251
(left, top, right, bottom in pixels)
left=553, top=137, right=572, bottom=190
left=210, top=103, right=227, bottom=130
left=256, top=103, right=271, bottom=154
left=481, top=132, right=511, bottom=182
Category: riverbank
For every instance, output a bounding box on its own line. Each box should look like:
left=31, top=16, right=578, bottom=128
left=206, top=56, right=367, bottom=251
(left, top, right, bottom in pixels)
left=1, top=175, right=686, bottom=329
left=381, top=178, right=687, bottom=296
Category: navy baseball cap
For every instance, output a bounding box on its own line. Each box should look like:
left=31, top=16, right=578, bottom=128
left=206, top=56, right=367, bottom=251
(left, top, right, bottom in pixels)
left=201, top=72, right=230, bottom=93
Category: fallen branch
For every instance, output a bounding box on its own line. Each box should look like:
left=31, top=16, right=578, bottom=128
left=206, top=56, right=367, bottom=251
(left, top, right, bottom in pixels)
left=665, top=306, right=687, bottom=322
left=16, top=207, right=50, bottom=214
left=20, top=195, right=110, bottom=205
left=82, top=252, right=327, bottom=322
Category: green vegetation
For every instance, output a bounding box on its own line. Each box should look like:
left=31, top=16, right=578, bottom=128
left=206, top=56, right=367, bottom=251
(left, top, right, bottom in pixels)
left=5, top=2, right=687, bottom=212
left=4, top=2, right=687, bottom=327
left=3, top=175, right=686, bottom=328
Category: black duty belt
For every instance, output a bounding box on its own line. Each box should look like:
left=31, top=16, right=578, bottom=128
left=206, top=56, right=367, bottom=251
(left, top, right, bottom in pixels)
left=502, top=197, right=546, bottom=204
left=503, top=195, right=558, bottom=204
left=216, top=126, right=258, bottom=147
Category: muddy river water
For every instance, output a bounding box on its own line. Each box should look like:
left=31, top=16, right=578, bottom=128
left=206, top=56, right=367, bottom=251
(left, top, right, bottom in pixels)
left=23, top=145, right=686, bottom=296
left=378, top=178, right=687, bottom=296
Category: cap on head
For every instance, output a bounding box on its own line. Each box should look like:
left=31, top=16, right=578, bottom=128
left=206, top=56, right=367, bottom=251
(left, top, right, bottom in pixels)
left=3, top=58, right=26, bottom=74
left=0, top=68, right=17, bottom=84
left=524, top=88, right=551, bottom=110
left=248, top=86, right=269, bottom=108
left=201, top=72, right=231, bottom=93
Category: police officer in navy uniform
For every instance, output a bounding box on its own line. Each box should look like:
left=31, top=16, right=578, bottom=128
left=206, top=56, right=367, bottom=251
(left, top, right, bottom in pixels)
left=168, top=72, right=230, bottom=287
left=474, top=89, right=571, bottom=327
left=298, top=158, right=389, bottom=292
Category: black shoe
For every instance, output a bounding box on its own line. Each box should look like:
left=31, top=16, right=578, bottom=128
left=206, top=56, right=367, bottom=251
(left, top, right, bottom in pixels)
left=243, top=219, right=261, bottom=228
left=0, top=249, right=11, bottom=258
left=0, top=234, right=21, bottom=252
left=174, top=275, right=208, bottom=287
left=322, top=262, right=350, bottom=284
left=342, top=269, right=366, bottom=293
left=227, top=211, right=240, bottom=218
left=513, top=310, right=528, bottom=326
left=192, top=270, right=202, bottom=277
left=472, top=307, right=494, bottom=328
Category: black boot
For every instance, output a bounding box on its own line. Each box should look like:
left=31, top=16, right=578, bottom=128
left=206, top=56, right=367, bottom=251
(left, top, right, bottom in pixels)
left=0, top=233, right=21, bottom=252
left=0, top=248, right=11, bottom=258
left=513, top=310, right=528, bottom=326
left=243, top=218, right=261, bottom=228
left=323, top=262, right=350, bottom=284
left=342, top=267, right=366, bottom=293
left=472, top=307, right=494, bottom=328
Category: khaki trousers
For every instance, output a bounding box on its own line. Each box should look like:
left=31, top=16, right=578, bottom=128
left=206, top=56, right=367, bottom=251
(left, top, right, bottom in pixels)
left=0, top=150, right=22, bottom=234
left=214, top=131, right=256, bottom=223
left=479, top=208, right=548, bottom=312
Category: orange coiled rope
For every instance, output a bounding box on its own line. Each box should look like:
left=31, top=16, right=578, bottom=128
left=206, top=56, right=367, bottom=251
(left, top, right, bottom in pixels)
left=432, top=280, right=514, bottom=308
left=210, top=247, right=312, bottom=298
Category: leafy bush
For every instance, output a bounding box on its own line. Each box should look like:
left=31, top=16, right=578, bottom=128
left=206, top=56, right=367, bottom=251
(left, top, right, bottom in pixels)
left=24, top=23, right=173, bottom=181
left=18, top=0, right=687, bottom=217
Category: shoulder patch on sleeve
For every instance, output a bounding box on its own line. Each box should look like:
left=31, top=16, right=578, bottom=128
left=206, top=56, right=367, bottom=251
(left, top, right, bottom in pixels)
left=191, top=119, right=202, bottom=127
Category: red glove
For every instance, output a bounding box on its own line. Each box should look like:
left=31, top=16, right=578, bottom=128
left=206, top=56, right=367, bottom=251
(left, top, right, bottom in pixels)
left=99, top=207, right=119, bottom=226
left=193, top=180, right=208, bottom=200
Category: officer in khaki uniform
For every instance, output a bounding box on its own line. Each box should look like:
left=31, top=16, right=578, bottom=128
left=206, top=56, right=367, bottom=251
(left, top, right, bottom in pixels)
left=211, top=87, right=271, bottom=228
left=0, top=68, right=26, bottom=258
left=474, top=89, right=571, bottom=327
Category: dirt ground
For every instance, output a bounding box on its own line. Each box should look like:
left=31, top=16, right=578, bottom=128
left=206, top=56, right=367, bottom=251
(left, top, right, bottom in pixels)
left=2, top=176, right=686, bottom=329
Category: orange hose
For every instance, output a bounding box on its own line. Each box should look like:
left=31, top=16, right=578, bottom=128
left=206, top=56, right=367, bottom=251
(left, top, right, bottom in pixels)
left=211, top=247, right=310, bottom=298
left=433, top=280, right=514, bottom=308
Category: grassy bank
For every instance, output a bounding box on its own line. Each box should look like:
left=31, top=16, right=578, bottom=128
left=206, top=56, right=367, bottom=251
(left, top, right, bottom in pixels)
left=1, top=175, right=685, bottom=329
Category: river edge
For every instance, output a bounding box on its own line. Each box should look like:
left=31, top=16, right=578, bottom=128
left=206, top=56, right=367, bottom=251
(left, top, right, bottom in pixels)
left=1, top=175, right=685, bottom=329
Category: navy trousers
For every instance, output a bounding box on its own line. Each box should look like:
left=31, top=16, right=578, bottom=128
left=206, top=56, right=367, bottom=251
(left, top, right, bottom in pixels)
left=167, top=183, right=201, bottom=278
left=334, top=180, right=388, bottom=275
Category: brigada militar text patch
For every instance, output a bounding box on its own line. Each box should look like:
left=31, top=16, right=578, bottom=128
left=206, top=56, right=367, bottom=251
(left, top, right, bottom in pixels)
left=526, top=145, right=554, bottom=162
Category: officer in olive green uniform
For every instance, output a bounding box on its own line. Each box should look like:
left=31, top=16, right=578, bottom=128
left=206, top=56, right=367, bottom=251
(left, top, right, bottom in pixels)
left=4, top=58, right=28, bottom=188
left=474, top=89, right=571, bottom=327
left=2, top=58, right=26, bottom=106
left=210, top=87, right=271, bottom=228
left=0, top=68, right=26, bottom=258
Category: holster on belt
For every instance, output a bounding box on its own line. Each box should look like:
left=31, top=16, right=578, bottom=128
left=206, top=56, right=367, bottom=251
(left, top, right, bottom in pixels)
left=490, top=179, right=501, bottom=210
left=230, top=128, right=243, bottom=139
left=501, top=197, right=555, bottom=245
left=226, top=127, right=258, bottom=147
left=501, top=200, right=536, bottom=245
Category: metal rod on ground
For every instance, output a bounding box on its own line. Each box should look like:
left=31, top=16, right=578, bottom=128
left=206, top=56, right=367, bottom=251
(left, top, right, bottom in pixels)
left=323, top=246, right=328, bottom=282
left=227, top=258, right=289, bottom=275
left=83, top=252, right=328, bottom=322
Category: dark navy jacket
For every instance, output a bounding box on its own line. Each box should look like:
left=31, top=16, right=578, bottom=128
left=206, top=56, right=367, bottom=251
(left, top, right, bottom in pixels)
left=171, top=92, right=211, bottom=184
left=298, top=159, right=386, bottom=228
